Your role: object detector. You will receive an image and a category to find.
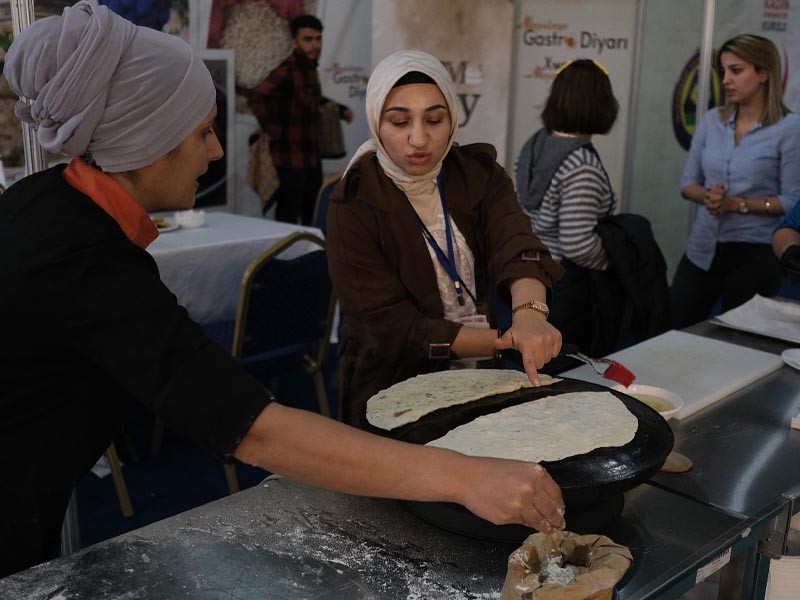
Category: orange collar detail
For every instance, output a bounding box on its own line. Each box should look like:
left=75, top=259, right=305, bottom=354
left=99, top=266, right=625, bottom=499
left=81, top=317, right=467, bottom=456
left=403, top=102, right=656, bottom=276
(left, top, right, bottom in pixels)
left=63, top=158, right=158, bottom=249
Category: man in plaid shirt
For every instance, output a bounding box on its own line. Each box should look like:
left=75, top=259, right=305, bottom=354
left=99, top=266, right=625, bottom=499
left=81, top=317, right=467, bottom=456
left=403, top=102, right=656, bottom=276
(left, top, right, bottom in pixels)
left=246, top=15, right=353, bottom=224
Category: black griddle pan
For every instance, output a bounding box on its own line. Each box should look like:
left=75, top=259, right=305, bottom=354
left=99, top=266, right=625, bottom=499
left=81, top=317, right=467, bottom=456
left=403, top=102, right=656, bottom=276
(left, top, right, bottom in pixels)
left=363, top=377, right=673, bottom=542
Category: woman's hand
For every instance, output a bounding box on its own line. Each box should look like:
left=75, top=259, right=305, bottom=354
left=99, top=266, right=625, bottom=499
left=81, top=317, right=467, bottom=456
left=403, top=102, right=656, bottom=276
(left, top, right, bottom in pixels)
left=780, top=245, right=800, bottom=282
left=238, top=404, right=566, bottom=533
left=717, top=193, right=746, bottom=216
left=495, top=310, right=562, bottom=385
left=703, top=183, right=726, bottom=215
left=457, top=456, right=566, bottom=533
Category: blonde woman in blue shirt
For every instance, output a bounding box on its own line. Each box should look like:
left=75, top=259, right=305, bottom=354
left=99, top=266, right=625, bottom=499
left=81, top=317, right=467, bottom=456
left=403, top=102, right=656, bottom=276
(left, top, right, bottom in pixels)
left=672, top=34, right=800, bottom=327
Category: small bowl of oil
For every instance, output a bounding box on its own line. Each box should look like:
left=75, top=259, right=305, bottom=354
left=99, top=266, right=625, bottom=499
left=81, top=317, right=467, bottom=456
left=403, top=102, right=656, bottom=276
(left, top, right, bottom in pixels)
left=612, top=384, right=684, bottom=420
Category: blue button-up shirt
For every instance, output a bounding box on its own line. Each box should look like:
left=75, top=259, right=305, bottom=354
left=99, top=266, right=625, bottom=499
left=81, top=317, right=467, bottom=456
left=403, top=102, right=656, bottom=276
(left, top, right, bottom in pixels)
left=680, top=108, right=800, bottom=270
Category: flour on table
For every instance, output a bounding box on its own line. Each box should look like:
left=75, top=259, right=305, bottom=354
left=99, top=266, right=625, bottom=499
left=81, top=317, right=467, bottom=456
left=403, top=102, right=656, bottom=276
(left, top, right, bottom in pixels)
left=366, top=370, right=561, bottom=431
left=426, top=391, right=637, bottom=462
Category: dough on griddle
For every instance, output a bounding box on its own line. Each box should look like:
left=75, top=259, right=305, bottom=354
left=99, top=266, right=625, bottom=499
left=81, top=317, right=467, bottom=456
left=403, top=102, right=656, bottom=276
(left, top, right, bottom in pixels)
left=366, top=369, right=560, bottom=431
left=426, top=391, right=637, bottom=463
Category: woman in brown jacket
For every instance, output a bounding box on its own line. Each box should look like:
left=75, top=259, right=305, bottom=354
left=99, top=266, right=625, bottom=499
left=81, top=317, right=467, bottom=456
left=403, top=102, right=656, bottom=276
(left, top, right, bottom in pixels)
left=328, top=51, right=564, bottom=427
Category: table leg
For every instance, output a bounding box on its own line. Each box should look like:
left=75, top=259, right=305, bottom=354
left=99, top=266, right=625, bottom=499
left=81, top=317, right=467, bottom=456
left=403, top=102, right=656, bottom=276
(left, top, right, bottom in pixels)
left=60, top=491, right=80, bottom=556
left=748, top=552, right=771, bottom=600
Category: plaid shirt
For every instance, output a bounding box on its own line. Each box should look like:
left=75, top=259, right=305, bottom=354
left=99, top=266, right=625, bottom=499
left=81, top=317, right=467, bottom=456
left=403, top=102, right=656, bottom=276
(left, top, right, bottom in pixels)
left=247, top=50, right=322, bottom=170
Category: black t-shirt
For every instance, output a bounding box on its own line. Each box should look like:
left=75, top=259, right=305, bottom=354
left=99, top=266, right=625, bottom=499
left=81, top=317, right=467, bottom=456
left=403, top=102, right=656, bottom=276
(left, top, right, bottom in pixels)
left=0, top=166, right=272, bottom=576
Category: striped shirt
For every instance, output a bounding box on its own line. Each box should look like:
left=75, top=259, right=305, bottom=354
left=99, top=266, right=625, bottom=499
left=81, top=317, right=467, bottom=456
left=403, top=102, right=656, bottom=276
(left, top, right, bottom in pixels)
left=528, top=146, right=616, bottom=270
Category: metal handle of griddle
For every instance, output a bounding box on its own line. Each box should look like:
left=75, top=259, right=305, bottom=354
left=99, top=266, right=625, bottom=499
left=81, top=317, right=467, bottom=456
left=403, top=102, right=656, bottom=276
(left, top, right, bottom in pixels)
left=560, top=343, right=612, bottom=376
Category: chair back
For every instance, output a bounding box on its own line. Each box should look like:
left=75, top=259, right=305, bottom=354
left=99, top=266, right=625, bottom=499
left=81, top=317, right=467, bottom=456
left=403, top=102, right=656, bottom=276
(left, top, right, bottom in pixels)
left=312, top=171, right=343, bottom=235
left=232, top=232, right=335, bottom=367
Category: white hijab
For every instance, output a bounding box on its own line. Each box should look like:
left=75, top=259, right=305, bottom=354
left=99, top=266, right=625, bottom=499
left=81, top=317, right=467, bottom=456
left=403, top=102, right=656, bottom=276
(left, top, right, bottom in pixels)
left=346, top=50, right=460, bottom=205
left=348, top=51, right=479, bottom=321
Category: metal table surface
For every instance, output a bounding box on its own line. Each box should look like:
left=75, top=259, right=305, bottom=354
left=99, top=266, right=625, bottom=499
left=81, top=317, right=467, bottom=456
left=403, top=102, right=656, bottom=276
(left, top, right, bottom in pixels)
left=651, top=322, right=800, bottom=519
left=3, top=321, right=795, bottom=599
left=606, top=483, right=768, bottom=600
left=0, top=478, right=751, bottom=600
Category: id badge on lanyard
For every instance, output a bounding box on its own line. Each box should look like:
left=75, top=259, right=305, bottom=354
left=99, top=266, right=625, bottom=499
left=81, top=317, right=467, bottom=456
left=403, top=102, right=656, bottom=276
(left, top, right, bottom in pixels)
left=411, top=173, right=467, bottom=306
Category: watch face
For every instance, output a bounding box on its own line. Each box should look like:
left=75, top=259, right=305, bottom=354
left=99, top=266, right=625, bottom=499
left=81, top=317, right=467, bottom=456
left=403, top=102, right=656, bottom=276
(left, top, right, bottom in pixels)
left=739, top=201, right=749, bottom=214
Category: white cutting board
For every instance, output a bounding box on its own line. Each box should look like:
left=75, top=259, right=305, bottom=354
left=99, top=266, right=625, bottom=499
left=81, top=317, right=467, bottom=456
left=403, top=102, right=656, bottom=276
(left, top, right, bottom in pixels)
left=562, top=329, right=784, bottom=420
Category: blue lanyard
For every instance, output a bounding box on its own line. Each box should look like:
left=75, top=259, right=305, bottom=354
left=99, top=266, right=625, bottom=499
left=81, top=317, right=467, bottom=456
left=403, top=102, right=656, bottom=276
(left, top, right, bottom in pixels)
left=409, top=173, right=465, bottom=306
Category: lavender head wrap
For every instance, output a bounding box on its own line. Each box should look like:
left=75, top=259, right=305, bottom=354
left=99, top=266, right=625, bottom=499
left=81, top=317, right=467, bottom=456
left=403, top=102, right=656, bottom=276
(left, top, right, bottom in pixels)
left=4, top=1, right=215, bottom=172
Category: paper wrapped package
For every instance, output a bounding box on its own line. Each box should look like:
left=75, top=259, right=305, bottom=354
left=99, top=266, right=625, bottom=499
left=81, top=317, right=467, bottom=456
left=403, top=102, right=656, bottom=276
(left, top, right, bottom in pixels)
left=501, top=531, right=632, bottom=600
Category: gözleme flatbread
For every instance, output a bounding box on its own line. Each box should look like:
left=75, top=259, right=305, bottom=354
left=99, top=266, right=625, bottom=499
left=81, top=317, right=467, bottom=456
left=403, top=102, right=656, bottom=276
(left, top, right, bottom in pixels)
left=366, top=369, right=560, bottom=431
left=426, top=391, right=637, bottom=463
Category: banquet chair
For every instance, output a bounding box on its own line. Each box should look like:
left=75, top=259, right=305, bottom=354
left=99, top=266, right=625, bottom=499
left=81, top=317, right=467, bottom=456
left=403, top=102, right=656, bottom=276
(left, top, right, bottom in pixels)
left=312, top=171, right=343, bottom=235
left=104, top=443, right=133, bottom=517
left=223, top=232, right=337, bottom=493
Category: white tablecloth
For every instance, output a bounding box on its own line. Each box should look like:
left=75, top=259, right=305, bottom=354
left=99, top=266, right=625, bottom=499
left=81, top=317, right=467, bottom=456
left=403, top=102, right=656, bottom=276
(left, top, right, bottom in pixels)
left=148, top=212, right=323, bottom=325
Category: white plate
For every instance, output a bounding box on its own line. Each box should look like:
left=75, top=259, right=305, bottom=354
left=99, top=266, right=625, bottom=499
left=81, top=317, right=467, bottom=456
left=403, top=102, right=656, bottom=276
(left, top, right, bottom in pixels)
left=612, top=383, right=685, bottom=420
left=154, top=221, right=178, bottom=233
left=781, top=348, right=800, bottom=371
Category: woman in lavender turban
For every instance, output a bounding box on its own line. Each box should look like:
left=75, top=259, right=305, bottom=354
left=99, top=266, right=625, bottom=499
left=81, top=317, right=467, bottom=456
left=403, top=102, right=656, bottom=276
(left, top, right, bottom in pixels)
left=0, top=5, right=564, bottom=577
left=5, top=1, right=216, bottom=173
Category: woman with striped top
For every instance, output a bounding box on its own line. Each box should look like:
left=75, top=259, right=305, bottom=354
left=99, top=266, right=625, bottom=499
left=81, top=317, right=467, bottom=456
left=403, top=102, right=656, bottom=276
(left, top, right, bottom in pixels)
left=515, top=59, right=619, bottom=353
left=532, top=145, right=617, bottom=270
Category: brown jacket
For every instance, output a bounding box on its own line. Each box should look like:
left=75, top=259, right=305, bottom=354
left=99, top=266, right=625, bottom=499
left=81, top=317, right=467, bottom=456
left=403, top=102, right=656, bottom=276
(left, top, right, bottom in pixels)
left=327, top=144, right=563, bottom=426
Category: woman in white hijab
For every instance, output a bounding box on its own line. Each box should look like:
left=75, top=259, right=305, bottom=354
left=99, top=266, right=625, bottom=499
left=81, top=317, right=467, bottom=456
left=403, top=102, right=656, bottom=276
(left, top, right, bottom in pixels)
left=328, top=50, right=564, bottom=426
left=0, top=9, right=563, bottom=577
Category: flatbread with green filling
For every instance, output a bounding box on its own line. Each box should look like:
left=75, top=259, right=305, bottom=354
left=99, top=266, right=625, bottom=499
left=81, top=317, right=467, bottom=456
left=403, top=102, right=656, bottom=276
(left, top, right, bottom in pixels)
left=366, top=369, right=560, bottom=431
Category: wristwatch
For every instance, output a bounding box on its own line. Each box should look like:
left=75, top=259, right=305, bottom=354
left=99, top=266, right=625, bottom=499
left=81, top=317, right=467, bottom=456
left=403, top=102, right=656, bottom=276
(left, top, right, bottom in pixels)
left=738, top=200, right=749, bottom=214
left=511, top=300, right=550, bottom=318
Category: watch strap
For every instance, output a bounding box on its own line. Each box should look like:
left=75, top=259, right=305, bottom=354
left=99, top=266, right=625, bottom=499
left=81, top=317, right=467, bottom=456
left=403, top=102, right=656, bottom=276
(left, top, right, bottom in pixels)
left=511, top=300, right=550, bottom=317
